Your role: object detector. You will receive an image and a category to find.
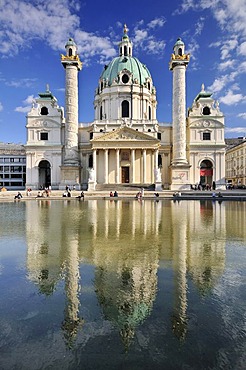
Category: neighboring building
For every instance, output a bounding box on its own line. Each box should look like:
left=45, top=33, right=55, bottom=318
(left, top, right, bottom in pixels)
left=225, top=137, right=246, bottom=187
left=0, top=143, right=26, bottom=190
left=25, top=26, right=226, bottom=191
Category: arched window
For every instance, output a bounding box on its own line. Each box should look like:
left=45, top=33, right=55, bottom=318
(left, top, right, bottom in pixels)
left=178, top=48, right=182, bottom=56
left=148, top=82, right=151, bottom=90
left=68, top=48, right=73, bottom=57
left=120, top=47, right=123, bottom=55
left=124, top=45, right=127, bottom=56
left=149, top=106, right=151, bottom=120
left=41, top=106, right=48, bottom=115
left=100, top=81, right=103, bottom=91
left=100, top=106, right=103, bottom=120
left=203, top=106, right=211, bottom=115
left=122, top=100, right=129, bottom=118
left=122, top=74, right=129, bottom=84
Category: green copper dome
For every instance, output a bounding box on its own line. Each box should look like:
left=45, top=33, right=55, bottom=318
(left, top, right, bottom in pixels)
left=100, top=55, right=152, bottom=86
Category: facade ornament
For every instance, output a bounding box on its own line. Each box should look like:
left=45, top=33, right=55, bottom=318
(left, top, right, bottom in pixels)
left=154, top=168, right=162, bottom=182
left=88, top=168, right=96, bottom=182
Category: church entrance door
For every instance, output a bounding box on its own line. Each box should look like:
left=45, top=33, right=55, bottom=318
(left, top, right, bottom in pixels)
left=121, top=167, right=129, bottom=183
left=200, top=160, right=213, bottom=187
left=39, top=160, right=51, bottom=189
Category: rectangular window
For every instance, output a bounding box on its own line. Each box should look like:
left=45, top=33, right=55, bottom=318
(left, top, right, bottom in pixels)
left=40, top=132, right=48, bottom=140
left=157, top=132, right=162, bottom=140
left=11, top=174, right=22, bottom=179
left=203, top=132, right=211, bottom=140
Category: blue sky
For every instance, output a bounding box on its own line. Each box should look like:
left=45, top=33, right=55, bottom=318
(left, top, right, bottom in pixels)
left=0, top=0, right=246, bottom=143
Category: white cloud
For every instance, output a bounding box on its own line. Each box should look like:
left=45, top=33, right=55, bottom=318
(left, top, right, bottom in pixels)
left=147, top=17, right=166, bottom=29
left=238, top=41, right=246, bottom=55
left=132, top=19, right=166, bottom=56
left=133, top=29, right=148, bottom=44
left=5, top=78, right=37, bottom=88
left=220, top=39, right=238, bottom=60
left=218, top=60, right=235, bottom=71
left=177, top=0, right=246, bottom=38
left=225, top=126, right=246, bottom=133
left=15, top=94, right=36, bottom=113
left=237, top=113, right=246, bottom=119
left=208, top=75, right=231, bottom=93
left=220, top=90, right=246, bottom=105
left=0, top=102, right=3, bottom=112
left=15, top=106, right=32, bottom=113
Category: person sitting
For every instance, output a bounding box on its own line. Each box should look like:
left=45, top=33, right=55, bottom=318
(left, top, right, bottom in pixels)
left=114, top=191, right=118, bottom=197
left=36, top=191, right=44, bottom=198
left=135, top=191, right=141, bottom=199
left=14, top=192, right=22, bottom=200
left=154, top=193, right=159, bottom=198
left=110, top=191, right=114, bottom=197
left=76, top=191, right=84, bottom=200
left=218, top=192, right=223, bottom=198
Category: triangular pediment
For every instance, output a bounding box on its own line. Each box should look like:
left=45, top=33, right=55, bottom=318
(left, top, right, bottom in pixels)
left=91, top=127, right=159, bottom=142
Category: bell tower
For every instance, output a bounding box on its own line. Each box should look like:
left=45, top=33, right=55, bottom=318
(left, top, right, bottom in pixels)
left=169, top=38, right=191, bottom=190
left=60, top=38, right=82, bottom=189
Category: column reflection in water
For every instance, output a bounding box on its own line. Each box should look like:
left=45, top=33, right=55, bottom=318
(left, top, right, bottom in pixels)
left=171, top=201, right=189, bottom=340
left=26, top=200, right=83, bottom=347
left=187, top=201, right=226, bottom=296
left=91, top=200, right=161, bottom=349
left=171, top=200, right=226, bottom=339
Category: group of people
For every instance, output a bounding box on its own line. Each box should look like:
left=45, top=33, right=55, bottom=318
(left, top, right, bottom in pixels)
left=191, top=181, right=216, bottom=191
left=110, top=191, right=118, bottom=197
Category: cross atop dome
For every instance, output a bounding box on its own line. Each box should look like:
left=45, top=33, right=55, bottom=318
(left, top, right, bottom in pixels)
left=119, top=24, right=132, bottom=57
left=123, top=24, right=129, bottom=35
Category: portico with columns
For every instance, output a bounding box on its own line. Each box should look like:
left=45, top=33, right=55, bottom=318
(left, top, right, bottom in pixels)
left=89, top=127, right=160, bottom=186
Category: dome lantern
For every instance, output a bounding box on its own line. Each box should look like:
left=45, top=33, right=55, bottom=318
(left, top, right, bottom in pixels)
left=119, top=24, right=133, bottom=57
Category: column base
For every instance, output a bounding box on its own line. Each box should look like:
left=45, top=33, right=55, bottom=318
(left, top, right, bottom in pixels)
left=155, top=182, right=163, bottom=191
left=170, top=164, right=191, bottom=191
left=59, top=165, right=81, bottom=190
left=88, top=181, right=96, bottom=191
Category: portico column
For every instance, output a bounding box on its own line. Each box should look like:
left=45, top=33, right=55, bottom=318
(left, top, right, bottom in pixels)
left=155, top=149, right=158, bottom=170
left=115, top=149, right=120, bottom=184
left=93, top=149, right=97, bottom=181
left=151, top=150, right=156, bottom=183
left=142, top=149, right=146, bottom=183
left=104, top=149, right=108, bottom=184
left=131, top=149, right=135, bottom=183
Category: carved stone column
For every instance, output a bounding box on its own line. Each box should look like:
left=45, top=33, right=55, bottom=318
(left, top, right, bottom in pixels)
left=116, top=149, right=120, bottom=184
left=131, top=149, right=135, bottom=184
left=142, top=149, right=146, bottom=183
left=104, top=149, right=108, bottom=184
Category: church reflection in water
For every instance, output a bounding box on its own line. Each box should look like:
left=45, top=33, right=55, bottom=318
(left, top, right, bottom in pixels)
left=25, top=198, right=231, bottom=347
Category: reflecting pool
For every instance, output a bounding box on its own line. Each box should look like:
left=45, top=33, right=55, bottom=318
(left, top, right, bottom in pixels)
left=0, top=199, right=245, bottom=369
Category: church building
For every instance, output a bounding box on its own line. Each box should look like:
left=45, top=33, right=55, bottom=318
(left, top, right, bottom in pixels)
left=25, top=25, right=226, bottom=191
